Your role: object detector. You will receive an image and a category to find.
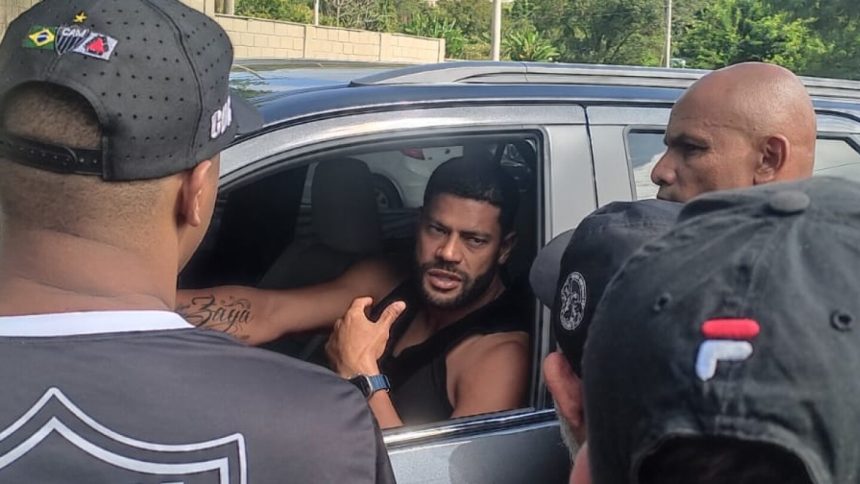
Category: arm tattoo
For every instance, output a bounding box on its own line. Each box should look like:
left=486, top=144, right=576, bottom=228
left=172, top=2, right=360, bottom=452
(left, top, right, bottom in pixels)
left=176, top=295, right=253, bottom=340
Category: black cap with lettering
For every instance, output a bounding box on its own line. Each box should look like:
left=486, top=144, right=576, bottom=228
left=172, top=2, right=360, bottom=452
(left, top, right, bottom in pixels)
left=584, top=178, right=860, bottom=484
left=530, top=199, right=681, bottom=375
left=0, top=0, right=260, bottom=180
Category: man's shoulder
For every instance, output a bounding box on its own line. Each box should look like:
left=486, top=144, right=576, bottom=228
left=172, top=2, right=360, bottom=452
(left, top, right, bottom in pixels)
left=447, top=330, right=529, bottom=374
left=333, top=256, right=402, bottom=293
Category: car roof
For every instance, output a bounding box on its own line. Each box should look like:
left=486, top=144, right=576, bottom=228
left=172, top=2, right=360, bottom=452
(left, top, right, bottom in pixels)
left=230, top=59, right=402, bottom=95
left=231, top=61, right=860, bottom=133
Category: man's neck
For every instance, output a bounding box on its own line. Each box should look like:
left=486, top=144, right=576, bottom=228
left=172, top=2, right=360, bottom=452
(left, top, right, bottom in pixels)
left=422, top=275, right=507, bottom=333
left=0, top=228, right=176, bottom=316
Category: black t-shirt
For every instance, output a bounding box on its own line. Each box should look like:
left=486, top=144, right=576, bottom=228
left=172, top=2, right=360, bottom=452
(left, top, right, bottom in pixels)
left=0, top=310, right=395, bottom=484
left=378, top=283, right=529, bottom=425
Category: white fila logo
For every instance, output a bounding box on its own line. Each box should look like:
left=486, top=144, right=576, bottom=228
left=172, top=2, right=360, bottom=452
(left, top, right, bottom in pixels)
left=695, top=318, right=760, bottom=382
left=210, top=97, right=233, bottom=140
left=695, top=340, right=753, bottom=381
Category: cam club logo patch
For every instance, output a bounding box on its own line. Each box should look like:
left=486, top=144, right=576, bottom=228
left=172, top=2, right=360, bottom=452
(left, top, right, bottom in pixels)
left=55, top=25, right=90, bottom=55
left=559, top=271, right=587, bottom=331
left=0, top=388, right=248, bottom=483
left=695, top=318, right=760, bottom=381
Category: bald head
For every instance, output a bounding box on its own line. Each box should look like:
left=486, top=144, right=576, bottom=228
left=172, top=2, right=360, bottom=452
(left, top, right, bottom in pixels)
left=651, top=62, right=816, bottom=202
left=682, top=63, right=816, bottom=169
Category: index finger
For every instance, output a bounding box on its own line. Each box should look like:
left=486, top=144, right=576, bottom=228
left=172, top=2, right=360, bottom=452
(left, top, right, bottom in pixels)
left=347, top=296, right=375, bottom=316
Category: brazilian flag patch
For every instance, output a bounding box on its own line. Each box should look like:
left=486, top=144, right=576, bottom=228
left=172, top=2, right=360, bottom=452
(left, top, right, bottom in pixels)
left=23, top=25, right=57, bottom=49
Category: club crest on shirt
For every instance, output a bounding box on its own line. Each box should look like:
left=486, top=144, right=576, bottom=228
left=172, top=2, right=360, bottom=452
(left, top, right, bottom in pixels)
left=55, top=25, right=90, bottom=55
left=559, top=271, right=587, bottom=331
left=0, top=388, right=247, bottom=483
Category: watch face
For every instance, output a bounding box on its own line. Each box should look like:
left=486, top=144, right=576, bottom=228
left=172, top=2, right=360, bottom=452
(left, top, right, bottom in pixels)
left=349, top=375, right=389, bottom=398
left=349, top=375, right=372, bottom=397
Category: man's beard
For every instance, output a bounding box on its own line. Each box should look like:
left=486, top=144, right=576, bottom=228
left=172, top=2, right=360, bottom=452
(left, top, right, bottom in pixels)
left=414, top=260, right=497, bottom=310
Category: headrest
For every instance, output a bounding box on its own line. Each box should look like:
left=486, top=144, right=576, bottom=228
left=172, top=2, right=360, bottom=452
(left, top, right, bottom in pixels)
left=311, top=158, right=382, bottom=254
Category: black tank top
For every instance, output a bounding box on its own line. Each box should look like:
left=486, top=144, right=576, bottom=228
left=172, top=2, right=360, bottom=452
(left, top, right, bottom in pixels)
left=374, top=281, right=529, bottom=425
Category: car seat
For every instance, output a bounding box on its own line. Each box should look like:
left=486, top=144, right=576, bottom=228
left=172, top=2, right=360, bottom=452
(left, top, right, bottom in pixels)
left=258, top=157, right=383, bottom=290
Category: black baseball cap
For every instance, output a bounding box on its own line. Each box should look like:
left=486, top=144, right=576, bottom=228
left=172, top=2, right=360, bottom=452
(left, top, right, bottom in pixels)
left=529, top=199, right=681, bottom=375
left=583, top=177, right=860, bottom=484
left=0, top=0, right=261, bottom=181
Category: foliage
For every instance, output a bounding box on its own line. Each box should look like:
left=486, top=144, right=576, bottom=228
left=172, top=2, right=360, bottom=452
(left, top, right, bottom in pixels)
left=404, top=13, right=467, bottom=58
left=375, top=0, right=431, bottom=33
left=435, top=0, right=493, bottom=41
left=675, top=0, right=828, bottom=72
left=322, top=0, right=377, bottom=28
left=765, top=0, right=860, bottom=79
left=560, top=0, right=665, bottom=65
left=236, top=0, right=313, bottom=23
left=234, top=0, right=860, bottom=79
left=503, top=29, right=559, bottom=62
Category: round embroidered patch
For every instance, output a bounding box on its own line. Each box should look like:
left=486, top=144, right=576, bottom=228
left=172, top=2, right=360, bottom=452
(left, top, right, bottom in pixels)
left=559, top=272, right=587, bottom=331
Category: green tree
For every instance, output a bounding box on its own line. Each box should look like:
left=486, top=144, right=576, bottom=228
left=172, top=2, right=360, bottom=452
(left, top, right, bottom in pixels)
left=236, top=0, right=313, bottom=23
left=375, top=0, right=431, bottom=33
left=322, top=0, right=379, bottom=29
left=503, top=29, right=560, bottom=61
left=676, top=0, right=828, bottom=72
left=765, top=0, right=860, bottom=79
left=560, top=0, right=665, bottom=65
left=435, top=0, right=493, bottom=40
left=404, top=13, right=467, bottom=58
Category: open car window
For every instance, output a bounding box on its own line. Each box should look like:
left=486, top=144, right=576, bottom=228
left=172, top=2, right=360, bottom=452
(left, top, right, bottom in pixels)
left=180, top=132, right=544, bottom=430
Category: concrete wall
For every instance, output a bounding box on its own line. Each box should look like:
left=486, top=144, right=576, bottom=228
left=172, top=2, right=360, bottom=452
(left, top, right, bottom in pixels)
left=1, top=0, right=445, bottom=64
left=219, top=15, right=444, bottom=63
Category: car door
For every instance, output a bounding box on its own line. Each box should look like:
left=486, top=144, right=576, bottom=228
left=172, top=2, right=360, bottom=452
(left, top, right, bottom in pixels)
left=214, top=102, right=595, bottom=484
left=586, top=104, right=860, bottom=203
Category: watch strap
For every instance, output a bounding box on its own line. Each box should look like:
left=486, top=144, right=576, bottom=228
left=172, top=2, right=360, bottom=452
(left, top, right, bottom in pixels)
left=349, top=374, right=390, bottom=398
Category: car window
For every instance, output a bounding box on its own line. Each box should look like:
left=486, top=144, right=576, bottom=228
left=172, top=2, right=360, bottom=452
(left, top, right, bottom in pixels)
left=625, top=130, right=860, bottom=199
left=301, top=145, right=464, bottom=210
left=182, top=132, right=542, bottom=429
left=626, top=130, right=664, bottom=199
left=813, top=138, right=860, bottom=180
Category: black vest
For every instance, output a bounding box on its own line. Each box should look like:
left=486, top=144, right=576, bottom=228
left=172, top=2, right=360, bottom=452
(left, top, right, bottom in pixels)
left=376, top=282, right=529, bottom=425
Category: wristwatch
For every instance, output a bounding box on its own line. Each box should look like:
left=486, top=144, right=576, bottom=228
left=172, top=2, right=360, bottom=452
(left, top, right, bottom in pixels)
left=349, top=374, right=391, bottom=399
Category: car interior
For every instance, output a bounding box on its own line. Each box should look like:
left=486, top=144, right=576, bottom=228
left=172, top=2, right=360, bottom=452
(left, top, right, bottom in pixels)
left=179, top=133, right=543, bottom=421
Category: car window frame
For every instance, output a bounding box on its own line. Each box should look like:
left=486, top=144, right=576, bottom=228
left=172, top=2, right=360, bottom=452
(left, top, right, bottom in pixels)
left=622, top=124, right=667, bottom=200
left=216, top=103, right=595, bottom=448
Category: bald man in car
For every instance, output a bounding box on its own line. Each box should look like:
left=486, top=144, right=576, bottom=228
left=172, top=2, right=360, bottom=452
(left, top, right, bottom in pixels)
left=651, top=62, right=817, bottom=202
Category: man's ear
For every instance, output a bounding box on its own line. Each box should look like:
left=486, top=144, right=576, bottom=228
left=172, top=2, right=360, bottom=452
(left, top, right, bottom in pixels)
left=544, top=351, right=586, bottom=445
left=498, top=231, right=517, bottom=265
left=177, top=160, right=215, bottom=228
left=754, top=135, right=790, bottom=184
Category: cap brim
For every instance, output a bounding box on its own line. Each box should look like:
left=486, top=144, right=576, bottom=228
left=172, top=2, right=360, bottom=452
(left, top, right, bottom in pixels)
left=529, top=229, right=574, bottom=309
left=230, top=91, right=264, bottom=137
